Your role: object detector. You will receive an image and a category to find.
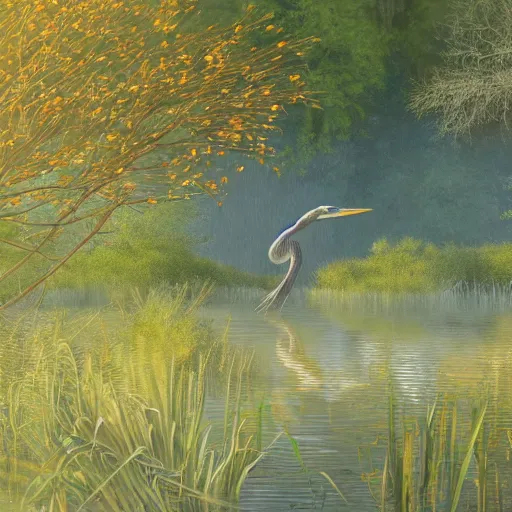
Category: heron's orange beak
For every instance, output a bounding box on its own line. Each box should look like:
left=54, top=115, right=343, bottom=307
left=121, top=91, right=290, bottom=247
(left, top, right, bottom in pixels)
left=317, top=208, right=373, bottom=220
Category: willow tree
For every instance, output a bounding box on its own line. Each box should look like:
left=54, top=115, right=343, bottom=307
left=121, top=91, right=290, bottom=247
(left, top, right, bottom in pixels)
left=409, top=0, right=512, bottom=136
left=0, top=0, right=318, bottom=309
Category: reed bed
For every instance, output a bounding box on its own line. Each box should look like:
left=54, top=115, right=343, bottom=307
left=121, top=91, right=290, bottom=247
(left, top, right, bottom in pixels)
left=356, top=395, right=512, bottom=512
left=309, top=286, right=512, bottom=314
left=0, top=285, right=266, bottom=511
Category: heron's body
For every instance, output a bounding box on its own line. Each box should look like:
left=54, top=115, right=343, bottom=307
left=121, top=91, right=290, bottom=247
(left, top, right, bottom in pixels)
left=256, top=206, right=372, bottom=314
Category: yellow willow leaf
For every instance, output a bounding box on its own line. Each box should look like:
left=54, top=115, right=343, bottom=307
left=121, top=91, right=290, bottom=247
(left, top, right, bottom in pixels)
left=161, top=41, right=169, bottom=48
left=270, top=104, right=279, bottom=111
left=164, top=24, right=178, bottom=35
left=204, top=55, right=214, bottom=63
left=106, top=133, right=119, bottom=141
left=246, top=134, right=253, bottom=141
left=221, top=89, right=230, bottom=94
left=289, top=74, right=300, bottom=82
left=116, top=98, right=129, bottom=104
left=277, top=41, right=287, bottom=48
left=273, top=166, right=280, bottom=172
left=235, top=25, right=243, bottom=33
left=262, top=90, right=271, bottom=96
left=217, top=151, right=225, bottom=156
left=154, top=19, right=161, bottom=26
left=271, top=55, right=283, bottom=62
left=312, top=37, right=321, bottom=42
left=129, top=85, right=139, bottom=92
left=169, top=173, right=177, bottom=180
left=182, top=179, right=191, bottom=186
left=123, top=182, right=136, bottom=190
left=126, top=120, right=133, bottom=129
left=96, top=56, right=107, bottom=62
left=217, top=201, right=223, bottom=207
left=183, top=165, right=191, bottom=173
left=251, top=46, right=257, bottom=52
left=147, top=198, right=157, bottom=204
left=190, top=148, right=197, bottom=157
left=259, top=158, right=264, bottom=165
left=115, top=167, right=124, bottom=174
left=266, top=25, right=275, bottom=31
left=193, top=173, right=203, bottom=178
left=237, top=165, right=244, bottom=172
left=221, top=176, right=228, bottom=184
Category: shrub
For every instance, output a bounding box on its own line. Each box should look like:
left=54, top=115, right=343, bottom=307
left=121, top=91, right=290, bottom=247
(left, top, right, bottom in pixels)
left=316, top=237, right=512, bottom=293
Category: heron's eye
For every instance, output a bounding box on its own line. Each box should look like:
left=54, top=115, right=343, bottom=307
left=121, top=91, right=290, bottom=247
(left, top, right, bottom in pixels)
left=327, top=207, right=340, bottom=213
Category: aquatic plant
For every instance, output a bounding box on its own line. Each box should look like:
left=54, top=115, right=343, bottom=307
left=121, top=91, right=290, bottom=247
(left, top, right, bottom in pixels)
left=0, top=287, right=265, bottom=511
left=358, top=395, right=506, bottom=512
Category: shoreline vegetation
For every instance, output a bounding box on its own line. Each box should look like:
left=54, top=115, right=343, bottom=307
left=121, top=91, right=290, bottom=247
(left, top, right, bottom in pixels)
left=315, top=237, right=512, bottom=294
left=0, top=285, right=506, bottom=510
left=0, top=287, right=268, bottom=511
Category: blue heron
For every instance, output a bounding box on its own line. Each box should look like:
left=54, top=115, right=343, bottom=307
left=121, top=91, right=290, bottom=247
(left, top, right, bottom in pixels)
left=256, top=206, right=372, bottom=314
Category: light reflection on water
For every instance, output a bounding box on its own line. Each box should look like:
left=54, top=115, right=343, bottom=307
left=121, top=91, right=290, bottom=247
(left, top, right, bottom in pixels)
left=201, top=291, right=512, bottom=511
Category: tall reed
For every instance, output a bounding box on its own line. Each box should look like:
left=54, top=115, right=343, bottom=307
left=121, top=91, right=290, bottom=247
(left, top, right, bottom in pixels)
left=0, top=286, right=265, bottom=511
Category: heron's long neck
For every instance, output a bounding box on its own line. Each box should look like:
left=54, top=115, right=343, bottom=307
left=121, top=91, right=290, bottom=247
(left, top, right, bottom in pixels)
left=279, top=216, right=309, bottom=240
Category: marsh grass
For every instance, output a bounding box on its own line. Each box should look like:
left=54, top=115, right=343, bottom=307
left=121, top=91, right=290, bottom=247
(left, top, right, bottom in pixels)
left=316, top=238, right=512, bottom=295
left=0, top=286, right=266, bottom=511
left=358, top=394, right=507, bottom=512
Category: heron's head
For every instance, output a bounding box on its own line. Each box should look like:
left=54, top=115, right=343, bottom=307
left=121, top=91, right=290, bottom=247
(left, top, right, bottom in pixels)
left=314, top=205, right=373, bottom=220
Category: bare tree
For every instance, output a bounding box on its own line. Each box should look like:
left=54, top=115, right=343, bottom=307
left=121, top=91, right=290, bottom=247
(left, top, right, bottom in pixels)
left=410, top=0, right=512, bottom=136
left=0, top=0, right=318, bottom=309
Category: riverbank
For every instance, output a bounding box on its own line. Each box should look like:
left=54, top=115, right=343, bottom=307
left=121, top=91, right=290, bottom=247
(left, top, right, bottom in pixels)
left=316, top=237, right=512, bottom=293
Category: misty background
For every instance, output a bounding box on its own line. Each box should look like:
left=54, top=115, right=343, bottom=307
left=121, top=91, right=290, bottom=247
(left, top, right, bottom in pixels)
left=195, top=83, right=512, bottom=282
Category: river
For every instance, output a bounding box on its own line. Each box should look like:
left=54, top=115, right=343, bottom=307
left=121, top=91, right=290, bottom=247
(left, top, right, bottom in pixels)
left=199, top=289, right=512, bottom=511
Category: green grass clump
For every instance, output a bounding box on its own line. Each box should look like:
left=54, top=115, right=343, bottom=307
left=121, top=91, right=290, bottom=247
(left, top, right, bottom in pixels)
left=0, top=287, right=264, bottom=511
left=48, top=203, right=275, bottom=294
left=316, top=237, right=512, bottom=294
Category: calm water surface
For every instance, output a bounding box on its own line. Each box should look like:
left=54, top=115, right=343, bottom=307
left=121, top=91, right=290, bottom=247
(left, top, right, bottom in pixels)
left=198, top=291, right=512, bottom=511
left=38, top=289, right=512, bottom=510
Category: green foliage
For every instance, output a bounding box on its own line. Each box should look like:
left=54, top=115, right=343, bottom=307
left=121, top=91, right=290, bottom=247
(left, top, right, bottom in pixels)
left=0, top=287, right=263, bottom=510
left=316, top=237, right=512, bottom=293
left=266, top=0, right=390, bottom=160
left=169, top=0, right=453, bottom=163
left=50, top=202, right=276, bottom=292
left=388, top=0, right=448, bottom=76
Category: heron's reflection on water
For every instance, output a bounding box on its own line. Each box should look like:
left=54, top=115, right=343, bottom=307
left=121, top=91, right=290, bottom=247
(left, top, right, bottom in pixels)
left=267, top=314, right=370, bottom=402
